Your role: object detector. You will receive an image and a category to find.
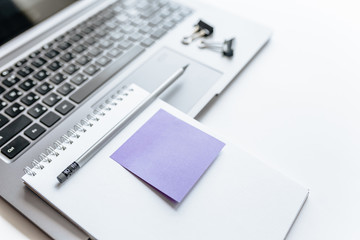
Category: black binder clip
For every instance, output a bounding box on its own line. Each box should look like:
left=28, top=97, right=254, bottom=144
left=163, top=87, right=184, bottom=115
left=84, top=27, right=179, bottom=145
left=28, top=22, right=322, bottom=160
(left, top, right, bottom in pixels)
left=198, top=38, right=235, bottom=57
left=182, top=20, right=214, bottom=45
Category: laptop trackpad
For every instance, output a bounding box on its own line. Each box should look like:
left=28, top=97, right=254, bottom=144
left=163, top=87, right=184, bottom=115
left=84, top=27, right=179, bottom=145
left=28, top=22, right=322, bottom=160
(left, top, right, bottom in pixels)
left=121, top=47, right=223, bottom=114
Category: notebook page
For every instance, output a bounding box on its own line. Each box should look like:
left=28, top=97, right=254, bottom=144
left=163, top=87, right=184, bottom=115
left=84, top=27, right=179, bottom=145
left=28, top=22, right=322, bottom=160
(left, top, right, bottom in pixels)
left=22, top=83, right=149, bottom=191
left=23, top=95, right=308, bottom=240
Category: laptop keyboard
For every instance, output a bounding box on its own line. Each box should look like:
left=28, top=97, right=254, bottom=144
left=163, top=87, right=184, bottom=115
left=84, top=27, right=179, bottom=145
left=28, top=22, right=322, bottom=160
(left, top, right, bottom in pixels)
left=0, top=0, right=192, bottom=161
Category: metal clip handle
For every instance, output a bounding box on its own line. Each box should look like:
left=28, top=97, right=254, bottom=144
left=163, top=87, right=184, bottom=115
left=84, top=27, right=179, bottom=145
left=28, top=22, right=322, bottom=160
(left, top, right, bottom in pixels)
left=182, top=20, right=214, bottom=45
left=198, top=38, right=235, bottom=57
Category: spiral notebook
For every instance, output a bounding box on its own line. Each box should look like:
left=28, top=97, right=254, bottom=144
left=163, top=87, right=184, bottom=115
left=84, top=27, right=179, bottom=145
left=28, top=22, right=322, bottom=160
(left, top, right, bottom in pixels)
left=22, top=84, right=309, bottom=240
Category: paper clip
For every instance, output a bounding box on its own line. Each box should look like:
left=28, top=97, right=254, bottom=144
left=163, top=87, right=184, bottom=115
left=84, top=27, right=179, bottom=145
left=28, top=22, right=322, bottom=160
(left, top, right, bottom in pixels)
left=182, top=20, right=214, bottom=45
left=198, top=38, right=235, bottom=57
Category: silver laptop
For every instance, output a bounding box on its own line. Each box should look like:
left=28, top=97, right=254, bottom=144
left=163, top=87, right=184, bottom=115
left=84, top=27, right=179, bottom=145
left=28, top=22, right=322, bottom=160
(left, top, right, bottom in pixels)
left=0, top=0, right=271, bottom=238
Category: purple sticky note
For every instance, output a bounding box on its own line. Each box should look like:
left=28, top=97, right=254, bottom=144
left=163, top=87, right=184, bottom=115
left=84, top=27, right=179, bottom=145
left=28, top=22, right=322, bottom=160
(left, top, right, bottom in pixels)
left=110, top=109, right=225, bottom=202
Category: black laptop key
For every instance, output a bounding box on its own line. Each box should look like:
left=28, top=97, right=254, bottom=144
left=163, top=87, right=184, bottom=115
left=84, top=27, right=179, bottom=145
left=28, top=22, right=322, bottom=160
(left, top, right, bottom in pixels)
left=76, top=56, right=92, bottom=66
left=140, top=8, right=157, bottom=19
left=48, top=60, right=63, bottom=71
left=33, top=69, right=49, bottom=81
left=70, top=34, right=83, bottom=42
left=55, top=100, right=75, bottom=115
left=84, top=64, right=100, bottom=76
left=120, top=25, right=134, bottom=34
left=40, top=111, right=61, bottom=127
left=36, top=82, right=54, bottom=95
left=21, top=92, right=40, bottom=106
left=5, top=103, right=25, bottom=118
left=0, top=86, right=5, bottom=94
left=139, top=25, right=151, bottom=34
left=73, top=44, right=87, bottom=53
left=61, top=52, right=75, bottom=62
left=95, top=29, right=107, bottom=38
left=162, top=20, right=175, bottom=30
left=1, top=136, right=30, bottom=159
left=171, top=13, right=184, bottom=23
left=0, top=115, right=31, bottom=147
left=4, top=88, right=22, bottom=102
left=57, top=41, right=72, bottom=50
left=96, top=56, right=111, bottom=66
left=57, top=82, right=75, bottom=96
left=28, top=103, right=47, bottom=118
left=71, top=73, right=88, bottom=85
left=115, top=14, right=128, bottom=23
left=103, top=11, right=115, bottom=20
left=50, top=73, right=67, bottom=85
left=130, top=18, right=143, bottom=26
left=2, top=75, right=20, bottom=87
left=93, top=18, right=105, bottom=28
left=118, top=40, right=132, bottom=49
left=140, top=38, right=155, bottom=47
left=43, top=92, right=61, bottom=107
left=105, top=21, right=118, bottom=30
left=88, top=47, right=102, bottom=57
left=0, top=114, right=9, bottom=128
left=63, top=64, right=79, bottom=75
left=70, top=45, right=145, bottom=104
left=45, top=49, right=60, bottom=59
left=108, top=48, right=122, bottom=58
left=19, top=79, right=37, bottom=91
left=1, top=67, right=14, bottom=77
left=150, top=28, right=167, bottom=39
left=85, top=37, right=97, bottom=46
left=0, top=100, right=8, bottom=110
left=25, top=123, right=46, bottom=140
left=148, top=16, right=162, bottom=27
left=136, top=1, right=150, bottom=10
left=109, top=32, right=124, bottom=40
left=17, top=66, right=34, bottom=77
left=31, top=57, right=47, bottom=68
left=99, top=39, right=113, bottom=49
left=128, top=32, right=143, bottom=42
left=82, top=26, right=94, bottom=35
left=168, top=2, right=180, bottom=11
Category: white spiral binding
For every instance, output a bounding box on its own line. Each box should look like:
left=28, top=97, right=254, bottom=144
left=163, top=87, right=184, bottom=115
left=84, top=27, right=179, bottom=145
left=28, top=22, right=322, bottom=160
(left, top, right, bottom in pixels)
left=31, top=160, right=44, bottom=169
left=23, top=86, right=133, bottom=176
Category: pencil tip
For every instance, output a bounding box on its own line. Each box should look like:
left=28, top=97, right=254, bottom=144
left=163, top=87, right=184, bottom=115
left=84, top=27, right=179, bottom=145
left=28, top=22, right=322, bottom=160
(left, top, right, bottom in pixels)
left=183, top=64, right=189, bottom=71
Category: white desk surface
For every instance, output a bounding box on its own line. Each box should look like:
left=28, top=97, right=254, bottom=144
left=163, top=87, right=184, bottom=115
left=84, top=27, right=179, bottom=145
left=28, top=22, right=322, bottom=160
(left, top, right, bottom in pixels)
left=1, top=0, right=360, bottom=239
